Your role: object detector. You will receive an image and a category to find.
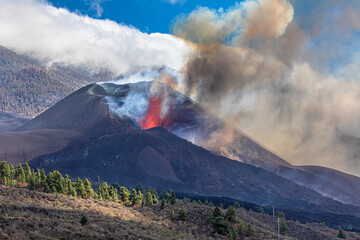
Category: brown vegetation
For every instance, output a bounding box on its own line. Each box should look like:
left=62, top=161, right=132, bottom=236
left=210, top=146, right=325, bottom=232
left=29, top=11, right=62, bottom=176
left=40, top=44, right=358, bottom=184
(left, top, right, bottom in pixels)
left=0, top=185, right=359, bottom=240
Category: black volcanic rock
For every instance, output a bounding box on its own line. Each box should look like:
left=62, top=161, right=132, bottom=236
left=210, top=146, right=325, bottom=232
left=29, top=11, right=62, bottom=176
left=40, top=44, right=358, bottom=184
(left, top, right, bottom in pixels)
left=29, top=125, right=360, bottom=217
left=12, top=79, right=359, bottom=224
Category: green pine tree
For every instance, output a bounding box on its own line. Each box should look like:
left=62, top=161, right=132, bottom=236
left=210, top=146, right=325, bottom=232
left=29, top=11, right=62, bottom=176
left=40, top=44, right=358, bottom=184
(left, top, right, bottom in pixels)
left=277, top=210, right=285, bottom=219
left=120, top=186, right=130, bottom=203
left=51, top=185, right=57, bottom=193
left=159, top=190, right=169, bottom=200
left=161, top=199, right=166, bottom=209
left=169, top=190, right=176, bottom=205
left=109, top=186, right=118, bottom=202
left=213, top=206, right=222, bottom=218
left=10, top=164, right=15, bottom=179
left=152, top=193, right=158, bottom=204
left=237, top=220, right=245, bottom=234
left=40, top=168, right=46, bottom=184
left=83, top=178, right=93, bottom=198
left=230, top=227, right=239, bottom=240
left=136, top=190, right=143, bottom=205
left=213, top=216, right=229, bottom=235
left=280, top=220, right=289, bottom=235
left=245, top=223, right=254, bottom=237
left=24, top=163, right=31, bottom=182
left=0, top=161, right=7, bottom=181
left=130, top=188, right=138, bottom=205
left=170, top=210, right=175, bottom=222
left=29, top=175, right=36, bottom=190
left=75, top=178, right=85, bottom=198
left=258, top=207, right=265, bottom=214
left=225, top=206, right=237, bottom=222
left=3, top=164, right=11, bottom=185
left=337, top=227, right=347, bottom=239
left=15, top=163, right=26, bottom=185
left=146, top=192, right=153, bottom=206
left=178, top=206, right=188, bottom=221
left=100, top=182, right=110, bottom=200
left=233, top=201, right=241, bottom=209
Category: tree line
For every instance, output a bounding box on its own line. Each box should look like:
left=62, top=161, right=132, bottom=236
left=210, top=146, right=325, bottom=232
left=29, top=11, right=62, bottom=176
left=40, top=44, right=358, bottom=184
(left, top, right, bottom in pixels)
left=0, top=161, right=347, bottom=239
left=0, top=161, right=156, bottom=206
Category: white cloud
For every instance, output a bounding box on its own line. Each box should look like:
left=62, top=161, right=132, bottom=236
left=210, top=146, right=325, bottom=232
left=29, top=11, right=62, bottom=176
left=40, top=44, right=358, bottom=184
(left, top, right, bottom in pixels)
left=165, top=0, right=183, bottom=4
left=0, top=0, right=189, bottom=75
left=89, top=0, right=104, bottom=17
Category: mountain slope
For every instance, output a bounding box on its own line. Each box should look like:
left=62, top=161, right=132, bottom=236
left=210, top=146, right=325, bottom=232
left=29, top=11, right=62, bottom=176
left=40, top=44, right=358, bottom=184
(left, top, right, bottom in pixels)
left=0, top=45, right=113, bottom=116
left=14, top=83, right=359, bottom=224
left=0, top=111, right=29, bottom=132
left=95, top=77, right=360, bottom=207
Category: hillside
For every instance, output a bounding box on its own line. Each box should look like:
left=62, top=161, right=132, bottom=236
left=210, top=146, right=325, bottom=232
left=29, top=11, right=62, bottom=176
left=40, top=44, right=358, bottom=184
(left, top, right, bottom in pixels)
left=0, top=45, right=113, bottom=116
left=0, top=80, right=354, bottom=229
left=1, top=185, right=359, bottom=240
left=0, top=111, right=29, bottom=132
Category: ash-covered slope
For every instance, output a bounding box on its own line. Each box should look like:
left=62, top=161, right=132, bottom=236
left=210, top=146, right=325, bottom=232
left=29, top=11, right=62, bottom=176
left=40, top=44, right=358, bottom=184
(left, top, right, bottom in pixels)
left=29, top=123, right=360, bottom=222
left=89, top=73, right=360, bottom=208
left=18, top=79, right=360, bottom=226
left=0, top=111, right=29, bottom=132
left=16, top=67, right=360, bottom=210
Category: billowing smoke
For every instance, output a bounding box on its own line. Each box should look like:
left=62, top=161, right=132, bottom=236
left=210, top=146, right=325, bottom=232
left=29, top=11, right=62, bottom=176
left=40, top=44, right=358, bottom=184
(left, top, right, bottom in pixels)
left=172, top=0, right=360, bottom=176
left=100, top=68, right=182, bottom=129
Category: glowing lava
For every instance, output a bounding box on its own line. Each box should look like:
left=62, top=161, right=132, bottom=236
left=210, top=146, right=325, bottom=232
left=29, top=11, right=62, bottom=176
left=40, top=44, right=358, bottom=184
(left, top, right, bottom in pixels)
left=140, top=96, right=173, bottom=129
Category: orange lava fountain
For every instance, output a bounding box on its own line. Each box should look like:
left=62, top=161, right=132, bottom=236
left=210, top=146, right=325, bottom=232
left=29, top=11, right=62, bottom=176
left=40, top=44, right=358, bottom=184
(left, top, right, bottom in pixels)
left=140, top=95, right=174, bottom=129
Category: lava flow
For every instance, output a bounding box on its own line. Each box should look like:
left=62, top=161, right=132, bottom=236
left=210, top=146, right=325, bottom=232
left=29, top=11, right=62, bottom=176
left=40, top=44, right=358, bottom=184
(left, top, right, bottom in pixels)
left=139, top=95, right=174, bottom=129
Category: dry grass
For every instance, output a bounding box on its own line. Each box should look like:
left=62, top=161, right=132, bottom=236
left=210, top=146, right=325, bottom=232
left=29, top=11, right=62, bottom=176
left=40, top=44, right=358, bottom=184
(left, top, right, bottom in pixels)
left=0, top=185, right=359, bottom=240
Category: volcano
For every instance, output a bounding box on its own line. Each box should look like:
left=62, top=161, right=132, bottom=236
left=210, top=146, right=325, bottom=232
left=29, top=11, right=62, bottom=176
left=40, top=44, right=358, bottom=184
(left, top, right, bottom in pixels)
left=3, top=69, right=359, bottom=230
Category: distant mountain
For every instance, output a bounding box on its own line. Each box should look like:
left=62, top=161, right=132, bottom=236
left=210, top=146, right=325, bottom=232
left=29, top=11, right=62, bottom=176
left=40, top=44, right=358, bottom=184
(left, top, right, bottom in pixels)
left=0, top=45, right=113, bottom=116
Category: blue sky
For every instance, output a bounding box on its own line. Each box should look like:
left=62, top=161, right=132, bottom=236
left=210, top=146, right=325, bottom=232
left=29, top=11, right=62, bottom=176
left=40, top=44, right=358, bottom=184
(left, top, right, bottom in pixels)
left=47, top=0, right=240, bottom=33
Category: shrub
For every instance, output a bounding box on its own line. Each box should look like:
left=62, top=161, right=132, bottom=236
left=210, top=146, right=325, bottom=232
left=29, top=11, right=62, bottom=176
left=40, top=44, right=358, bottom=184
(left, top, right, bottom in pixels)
left=245, top=223, right=254, bottom=237
left=233, top=201, right=241, bottom=209
left=280, top=220, right=289, bottom=235
left=169, top=190, right=176, bottom=205
left=170, top=210, right=175, bottom=222
left=237, top=220, right=245, bottom=234
left=225, top=206, right=237, bottom=222
left=80, top=215, right=88, bottom=226
left=337, top=227, right=346, bottom=239
left=161, top=199, right=166, bottom=209
left=258, top=207, right=265, bottom=214
left=213, top=216, right=229, bottom=235
left=178, top=207, right=188, bottom=221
